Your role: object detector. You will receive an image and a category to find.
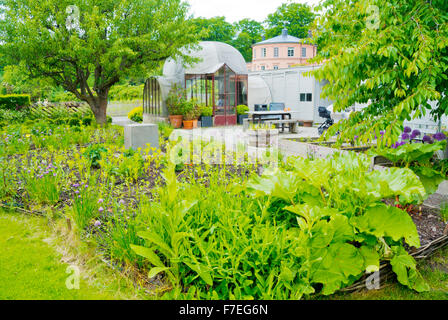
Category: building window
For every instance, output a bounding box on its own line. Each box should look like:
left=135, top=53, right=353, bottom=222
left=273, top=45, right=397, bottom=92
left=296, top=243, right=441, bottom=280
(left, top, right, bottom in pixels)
left=302, top=47, right=307, bottom=58
left=288, top=47, right=294, bottom=57
left=261, top=66, right=265, bottom=70
left=300, top=93, right=312, bottom=102
left=254, top=49, right=256, bottom=58
left=274, top=47, right=279, bottom=57
left=273, top=65, right=279, bottom=70
left=261, top=48, right=267, bottom=57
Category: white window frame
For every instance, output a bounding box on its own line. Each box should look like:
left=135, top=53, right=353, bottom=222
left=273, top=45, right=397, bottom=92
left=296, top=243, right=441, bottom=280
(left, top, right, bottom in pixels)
left=274, top=47, right=279, bottom=57
left=261, top=48, right=267, bottom=57
left=302, top=47, right=307, bottom=58
left=288, top=47, right=294, bottom=57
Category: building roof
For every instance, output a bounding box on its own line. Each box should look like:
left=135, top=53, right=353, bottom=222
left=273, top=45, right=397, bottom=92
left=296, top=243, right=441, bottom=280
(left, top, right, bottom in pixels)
left=163, top=41, right=248, bottom=78
left=253, top=29, right=302, bottom=46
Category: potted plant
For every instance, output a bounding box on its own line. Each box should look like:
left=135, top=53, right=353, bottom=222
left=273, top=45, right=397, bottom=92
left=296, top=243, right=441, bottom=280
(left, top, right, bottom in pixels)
left=237, top=105, right=249, bottom=125
left=200, top=104, right=213, bottom=128
left=182, top=100, right=201, bottom=130
left=166, top=85, right=186, bottom=129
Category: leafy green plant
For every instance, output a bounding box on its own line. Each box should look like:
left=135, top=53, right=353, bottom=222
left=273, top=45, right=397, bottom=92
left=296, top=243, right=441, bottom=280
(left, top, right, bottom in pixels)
left=71, top=182, right=100, bottom=232
left=246, top=153, right=428, bottom=294
left=236, top=104, right=249, bottom=115
left=128, top=106, right=143, bottom=123
left=199, top=104, right=213, bottom=117
left=182, top=99, right=201, bottom=121
left=21, top=163, right=62, bottom=205
left=83, top=144, right=108, bottom=168
left=0, top=94, right=31, bottom=110
left=372, top=141, right=447, bottom=195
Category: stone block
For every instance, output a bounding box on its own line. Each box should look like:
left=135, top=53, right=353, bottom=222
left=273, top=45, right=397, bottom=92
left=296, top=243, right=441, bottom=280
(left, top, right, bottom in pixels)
left=124, top=123, right=159, bottom=153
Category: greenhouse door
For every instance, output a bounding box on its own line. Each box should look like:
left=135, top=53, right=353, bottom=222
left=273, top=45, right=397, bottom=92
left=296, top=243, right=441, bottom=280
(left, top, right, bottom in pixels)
left=213, top=65, right=237, bottom=126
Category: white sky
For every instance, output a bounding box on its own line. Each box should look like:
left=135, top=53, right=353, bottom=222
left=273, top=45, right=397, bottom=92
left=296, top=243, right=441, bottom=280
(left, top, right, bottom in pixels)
left=187, top=0, right=322, bottom=23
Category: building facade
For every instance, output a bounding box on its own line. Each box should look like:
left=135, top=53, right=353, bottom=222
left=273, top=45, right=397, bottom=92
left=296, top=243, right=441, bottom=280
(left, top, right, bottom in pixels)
left=248, top=65, right=332, bottom=124
left=248, top=29, right=317, bottom=72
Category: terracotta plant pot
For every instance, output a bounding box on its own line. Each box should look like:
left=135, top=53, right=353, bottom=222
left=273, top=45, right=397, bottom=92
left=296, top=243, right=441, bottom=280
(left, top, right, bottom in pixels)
left=303, top=121, right=313, bottom=127
left=169, top=115, right=183, bottom=128
left=183, top=119, right=199, bottom=130
left=183, top=120, right=194, bottom=130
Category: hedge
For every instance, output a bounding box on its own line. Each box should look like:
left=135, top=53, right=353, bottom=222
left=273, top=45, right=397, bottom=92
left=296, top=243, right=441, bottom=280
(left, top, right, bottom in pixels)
left=0, top=94, right=31, bottom=110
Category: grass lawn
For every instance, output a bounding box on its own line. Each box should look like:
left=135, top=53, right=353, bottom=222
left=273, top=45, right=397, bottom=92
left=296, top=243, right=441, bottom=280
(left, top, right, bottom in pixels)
left=0, top=209, right=138, bottom=300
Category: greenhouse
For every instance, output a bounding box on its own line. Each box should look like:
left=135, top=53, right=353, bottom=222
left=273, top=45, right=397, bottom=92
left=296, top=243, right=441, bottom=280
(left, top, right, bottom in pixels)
left=143, top=41, right=248, bottom=126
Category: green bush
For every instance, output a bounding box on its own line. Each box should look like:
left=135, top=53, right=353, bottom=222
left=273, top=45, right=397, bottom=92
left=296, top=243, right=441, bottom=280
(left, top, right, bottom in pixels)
left=0, top=109, right=29, bottom=123
left=128, top=106, right=143, bottom=123
left=82, top=116, right=93, bottom=126
left=199, top=104, right=213, bottom=117
left=236, top=104, right=249, bottom=115
left=0, top=94, right=31, bottom=110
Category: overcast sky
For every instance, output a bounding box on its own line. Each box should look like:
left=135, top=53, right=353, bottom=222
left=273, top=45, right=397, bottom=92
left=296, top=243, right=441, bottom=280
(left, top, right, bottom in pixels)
left=187, top=0, right=322, bottom=23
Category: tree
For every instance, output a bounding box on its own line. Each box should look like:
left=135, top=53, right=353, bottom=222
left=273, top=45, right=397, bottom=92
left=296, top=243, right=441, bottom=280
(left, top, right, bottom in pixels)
left=311, top=0, right=448, bottom=143
left=191, top=17, right=235, bottom=43
left=232, top=19, right=264, bottom=62
left=265, top=2, right=316, bottom=39
left=235, top=19, right=264, bottom=41
left=0, top=0, right=199, bottom=124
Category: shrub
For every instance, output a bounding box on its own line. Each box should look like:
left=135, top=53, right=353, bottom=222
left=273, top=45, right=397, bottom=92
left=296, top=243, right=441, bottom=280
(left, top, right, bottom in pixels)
left=82, top=116, right=93, bottom=126
left=183, top=99, right=201, bottom=121
left=0, top=109, right=29, bottom=123
left=128, top=106, right=143, bottom=123
left=199, top=104, right=213, bottom=117
left=83, top=144, right=108, bottom=168
left=236, top=104, right=249, bottom=115
left=0, top=94, right=31, bottom=110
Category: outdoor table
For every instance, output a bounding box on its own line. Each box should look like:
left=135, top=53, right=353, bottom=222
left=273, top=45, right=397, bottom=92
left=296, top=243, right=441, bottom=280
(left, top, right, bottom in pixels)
left=247, top=111, right=297, bottom=132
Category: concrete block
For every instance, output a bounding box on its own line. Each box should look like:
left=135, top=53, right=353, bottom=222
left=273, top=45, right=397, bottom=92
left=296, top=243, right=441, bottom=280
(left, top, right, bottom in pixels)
left=124, top=123, right=159, bottom=153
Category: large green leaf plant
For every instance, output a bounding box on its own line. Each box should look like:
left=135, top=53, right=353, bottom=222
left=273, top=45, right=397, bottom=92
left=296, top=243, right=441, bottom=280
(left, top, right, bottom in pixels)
left=246, top=153, right=428, bottom=294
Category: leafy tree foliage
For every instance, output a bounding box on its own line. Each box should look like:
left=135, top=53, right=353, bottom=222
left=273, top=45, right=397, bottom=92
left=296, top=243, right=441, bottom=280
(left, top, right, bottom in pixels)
left=312, top=0, right=448, bottom=143
left=265, top=2, right=316, bottom=39
left=191, top=16, right=235, bottom=43
left=232, top=19, right=264, bottom=62
left=0, top=0, right=199, bottom=124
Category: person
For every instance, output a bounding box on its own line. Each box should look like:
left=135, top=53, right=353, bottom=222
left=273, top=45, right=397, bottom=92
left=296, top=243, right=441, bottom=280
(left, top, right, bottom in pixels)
left=217, top=95, right=225, bottom=107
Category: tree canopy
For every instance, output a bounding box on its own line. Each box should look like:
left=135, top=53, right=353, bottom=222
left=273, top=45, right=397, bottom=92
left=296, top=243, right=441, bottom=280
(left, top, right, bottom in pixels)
left=0, top=0, right=199, bottom=124
left=265, top=2, right=316, bottom=39
left=312, top=0, right=448, bottom=144
left=233, top=19, right=264, bottom=62
left=191, top=17, right=235, bottom=43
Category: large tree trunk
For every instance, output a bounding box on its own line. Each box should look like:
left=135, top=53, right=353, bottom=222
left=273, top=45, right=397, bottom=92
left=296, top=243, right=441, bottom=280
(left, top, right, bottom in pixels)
left=89, top=96, right=108, bottom=125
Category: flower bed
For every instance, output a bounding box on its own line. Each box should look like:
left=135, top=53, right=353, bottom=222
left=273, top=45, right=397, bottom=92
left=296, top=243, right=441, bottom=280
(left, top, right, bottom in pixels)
left=1, top=120, right=447, bottom=299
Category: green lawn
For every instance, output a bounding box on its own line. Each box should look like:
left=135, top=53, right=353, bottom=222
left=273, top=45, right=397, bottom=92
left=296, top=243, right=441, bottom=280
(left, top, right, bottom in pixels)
left=0, top=210, right=132, bottom=300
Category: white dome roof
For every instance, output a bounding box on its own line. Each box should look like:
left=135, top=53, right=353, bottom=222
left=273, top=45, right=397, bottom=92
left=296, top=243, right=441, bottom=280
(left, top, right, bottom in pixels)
left=163, top=41, right=248, bottom=79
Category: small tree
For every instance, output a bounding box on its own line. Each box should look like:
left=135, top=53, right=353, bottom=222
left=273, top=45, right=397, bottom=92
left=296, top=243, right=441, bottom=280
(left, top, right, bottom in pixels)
left=0, top=0, right=199, bottom=124
left=312, top=0, right=448, bottom=143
